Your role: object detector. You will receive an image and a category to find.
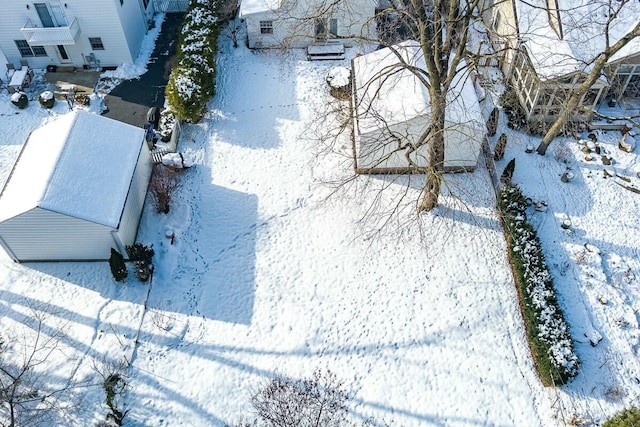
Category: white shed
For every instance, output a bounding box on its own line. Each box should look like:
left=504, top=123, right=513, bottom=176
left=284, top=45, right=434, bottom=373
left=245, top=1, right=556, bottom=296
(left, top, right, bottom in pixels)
left=0, top=111, right=152, bottom=262
left=352, top=41, right=485, bottom=173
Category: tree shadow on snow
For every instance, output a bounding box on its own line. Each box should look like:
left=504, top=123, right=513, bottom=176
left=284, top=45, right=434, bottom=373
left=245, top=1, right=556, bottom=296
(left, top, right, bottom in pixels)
left=24, top=176, right=258, bottom=326
left=143, top=165, right=259, bottom=326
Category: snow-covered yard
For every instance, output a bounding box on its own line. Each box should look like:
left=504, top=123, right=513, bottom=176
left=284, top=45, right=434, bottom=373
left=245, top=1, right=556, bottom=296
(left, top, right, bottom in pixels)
left=0, top=17, right=640, bottom=427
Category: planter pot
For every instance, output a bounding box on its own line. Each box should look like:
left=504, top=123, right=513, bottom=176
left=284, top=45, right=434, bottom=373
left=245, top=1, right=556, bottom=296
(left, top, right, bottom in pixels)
left=38, top=91, right=55, bottom=108
left=11, top=92, right=28, bottom=109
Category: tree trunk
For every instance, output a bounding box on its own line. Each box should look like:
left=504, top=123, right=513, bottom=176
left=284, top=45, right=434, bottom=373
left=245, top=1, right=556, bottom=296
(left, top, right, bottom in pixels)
left=420, top=166, right=442, bottom=212
left=418, top=95, right=446, bottom=212
left=536, top=92, right=583, bottom=155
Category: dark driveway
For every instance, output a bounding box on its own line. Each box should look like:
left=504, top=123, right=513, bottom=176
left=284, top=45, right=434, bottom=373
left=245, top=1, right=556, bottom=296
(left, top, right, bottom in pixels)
left=102, top=13, right=183, bottom=127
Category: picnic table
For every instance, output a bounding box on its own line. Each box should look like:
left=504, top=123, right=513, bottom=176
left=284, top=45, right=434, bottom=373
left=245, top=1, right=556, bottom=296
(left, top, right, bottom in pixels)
left=7, top=66, right=34, bottom=93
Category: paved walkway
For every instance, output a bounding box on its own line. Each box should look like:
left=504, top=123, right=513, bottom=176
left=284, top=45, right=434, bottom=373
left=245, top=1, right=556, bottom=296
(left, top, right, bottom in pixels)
left=101, top=13, right=183, bottom=127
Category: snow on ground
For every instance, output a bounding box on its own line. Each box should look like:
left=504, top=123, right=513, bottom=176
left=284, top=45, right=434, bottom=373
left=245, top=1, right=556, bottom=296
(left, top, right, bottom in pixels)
left=125, top=43, right=550, bottom=426
left=1, top=19, right=640, bottom=427
left=492, top=120, right=640, bottom=424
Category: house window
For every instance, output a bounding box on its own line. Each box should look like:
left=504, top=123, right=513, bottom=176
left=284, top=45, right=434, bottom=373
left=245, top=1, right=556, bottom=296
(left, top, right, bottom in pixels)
left=329, top=18, right=338, bottom=36
left=547, top=0, right=563, bottom=39
left=89, top=37, right=105, bottom=50
left=260, top=21, right=273, bottom=35
left=15, top=40, right=47, bottom=57
left=32, top=45, right=47, bottom=56
left=492, top=10, right=502, bottom=33
left=581, top=88, right=601, bottom=108
left=34, top=2, right=67, bottom=28
left=625, top=74, right=640, bottom=97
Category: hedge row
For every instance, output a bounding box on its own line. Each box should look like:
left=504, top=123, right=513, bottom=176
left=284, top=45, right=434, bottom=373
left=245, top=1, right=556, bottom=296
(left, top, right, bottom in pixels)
left=165, top=0, right=220, bottom=123
left=604, top=407, right=640, bottom=426
left=498, top=185, right=579, bottom=386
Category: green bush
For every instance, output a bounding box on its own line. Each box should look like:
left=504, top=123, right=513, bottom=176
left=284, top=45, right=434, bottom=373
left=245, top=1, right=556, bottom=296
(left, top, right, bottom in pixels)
left=109, top=248, right=127, bottom=282
left=604, top=408, right=640, bottom=427
left=38, top=91, right=55, bottom=108
left=165, top=0, right=220, bottom=123
left=11, top=92, right=28, bottom=109
left=498, top=185, right=578, bottom=386
left=126, top=243, right=154, bottom=282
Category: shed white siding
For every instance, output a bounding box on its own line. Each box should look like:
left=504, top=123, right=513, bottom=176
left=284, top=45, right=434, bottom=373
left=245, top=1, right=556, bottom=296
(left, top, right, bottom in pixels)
left=0, top=111, right=151, bottom=262
left=0, top=0, right=150, bottom=69
left=116, top=141, right=153, bottom=251
left=355, top=117, right=482, bottom=172
left=352, top=42, right=485, bottom=173
left=0, top=208, right=117, bottom=262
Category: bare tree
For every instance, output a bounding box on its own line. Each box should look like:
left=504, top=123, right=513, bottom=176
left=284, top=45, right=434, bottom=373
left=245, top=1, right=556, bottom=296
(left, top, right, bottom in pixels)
left=284, top=0, right=478, bottom=212
left=533, top=1, right=640, bottom=154
left=0, top=310, right=85, bottom=427
left=233, top=369, right=382, bottom=427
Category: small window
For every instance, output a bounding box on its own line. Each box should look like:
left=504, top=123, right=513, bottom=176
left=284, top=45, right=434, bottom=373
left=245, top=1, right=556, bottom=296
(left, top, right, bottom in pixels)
left=14, top=40, right=47, bottom=57
left=260, top=20, right=273, bottom=35
left=89, top=37, right=105, bottom=50
left=329, top=18, right=338, bottom=36
left=32, top=46, right=47, bottom=56
left=618, top=64, right=634, bottom=74
left=492, top=10, right=502, bottom=32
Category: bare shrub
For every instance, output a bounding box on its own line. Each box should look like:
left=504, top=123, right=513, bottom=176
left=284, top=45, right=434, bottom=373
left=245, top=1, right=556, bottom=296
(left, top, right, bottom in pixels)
left=93, top=357, right=129, bottom=426
left=234, top=369, right=384, bottom=427
left=0, top=309, right=82, bottom=427
left=149, top=164, right=180, bottom=214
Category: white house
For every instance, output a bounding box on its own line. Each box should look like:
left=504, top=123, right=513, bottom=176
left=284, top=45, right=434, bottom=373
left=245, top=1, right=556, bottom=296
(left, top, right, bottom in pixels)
left=0, top=111, right=152, bottom=262
left=239, top=0, right=377, bottom=50
left=0, top=0, right=154, bottom=70
left=352, top=41, right=485, bottom=173
left=478, top=0, right=640, bottom=123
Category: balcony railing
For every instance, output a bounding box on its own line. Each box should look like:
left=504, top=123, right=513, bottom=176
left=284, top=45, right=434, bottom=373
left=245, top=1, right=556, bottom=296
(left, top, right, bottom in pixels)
left=20, top=17, right=80, bottom=46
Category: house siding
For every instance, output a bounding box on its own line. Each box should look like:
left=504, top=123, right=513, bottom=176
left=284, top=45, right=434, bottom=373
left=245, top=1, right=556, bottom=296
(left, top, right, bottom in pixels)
left=242, top=0, right=377, bottom=49
left=0, top=208, right=116, bottom=262
left=478, top=0, right=519, bottom=78
left=114, top=0, right=149, bottom=64
left=0, top=0, right=149, bottom=69
left=115, top=140, right=152, bottom=252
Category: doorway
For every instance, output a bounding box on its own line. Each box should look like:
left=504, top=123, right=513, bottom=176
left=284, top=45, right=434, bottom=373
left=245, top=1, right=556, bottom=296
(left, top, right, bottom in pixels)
left=56, top=45, right=71, bottom=63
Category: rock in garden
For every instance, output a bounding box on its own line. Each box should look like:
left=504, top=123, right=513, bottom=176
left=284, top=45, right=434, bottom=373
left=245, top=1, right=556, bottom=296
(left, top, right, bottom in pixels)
left=619, top=132, right=636, bottom=153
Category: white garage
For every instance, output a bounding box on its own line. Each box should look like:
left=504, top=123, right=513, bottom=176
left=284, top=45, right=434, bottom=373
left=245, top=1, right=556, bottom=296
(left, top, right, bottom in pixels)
left=0, top=111, right=152, bottom=262
left=352, top=40, right=485, bottom=173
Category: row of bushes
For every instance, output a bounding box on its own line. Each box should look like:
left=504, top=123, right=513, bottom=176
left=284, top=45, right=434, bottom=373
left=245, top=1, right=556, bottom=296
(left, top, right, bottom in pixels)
left=165, top=0, right=220, bottom=123
left=498, top=185, right=579, bottom=386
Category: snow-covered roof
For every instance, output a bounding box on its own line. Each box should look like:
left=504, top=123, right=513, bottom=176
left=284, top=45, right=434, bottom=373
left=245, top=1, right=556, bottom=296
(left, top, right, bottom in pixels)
left=239, top=0, right=281, bottom=16
left=353, top=41, right=484, bottom=135
left=515, top=0, right=640, bottom=80
left=0, top=111, right=145, bottom=227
